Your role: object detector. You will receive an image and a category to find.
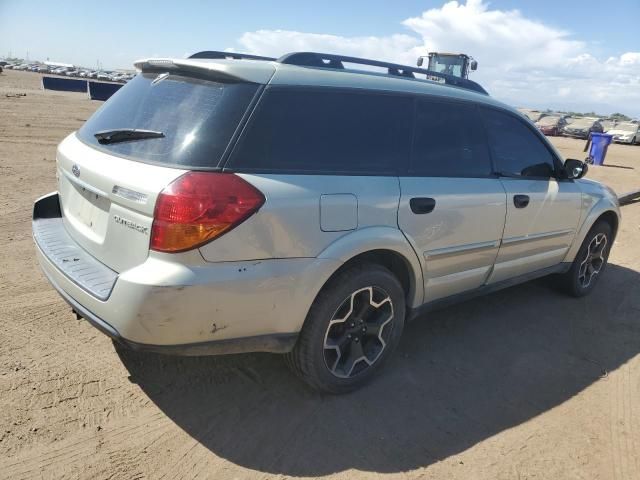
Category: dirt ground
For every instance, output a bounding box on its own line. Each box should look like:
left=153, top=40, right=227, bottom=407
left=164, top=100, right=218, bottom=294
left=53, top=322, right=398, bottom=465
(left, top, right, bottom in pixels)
left=1, top=69, right=639, bottom=480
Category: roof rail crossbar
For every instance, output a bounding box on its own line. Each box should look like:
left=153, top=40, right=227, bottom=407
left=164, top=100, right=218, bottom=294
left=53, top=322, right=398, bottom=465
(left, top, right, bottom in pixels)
left=277, top=52, right=488, bottom=95
left=189, top=51, right=276, bottom=61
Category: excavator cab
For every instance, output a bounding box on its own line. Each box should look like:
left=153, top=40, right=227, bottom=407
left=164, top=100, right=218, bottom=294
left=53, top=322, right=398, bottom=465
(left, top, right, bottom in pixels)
left=417, top=53, right=477, bottom=80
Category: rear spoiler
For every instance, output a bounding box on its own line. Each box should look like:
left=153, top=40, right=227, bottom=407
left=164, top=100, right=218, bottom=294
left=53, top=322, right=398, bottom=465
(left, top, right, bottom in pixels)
left=133, top=58, right=275, bottom=84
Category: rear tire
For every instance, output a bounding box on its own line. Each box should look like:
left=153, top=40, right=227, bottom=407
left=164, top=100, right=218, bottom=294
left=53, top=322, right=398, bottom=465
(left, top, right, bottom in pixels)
left=285, top=263, right=405, bottom=394
left=558, top=221, right=612, bottom=297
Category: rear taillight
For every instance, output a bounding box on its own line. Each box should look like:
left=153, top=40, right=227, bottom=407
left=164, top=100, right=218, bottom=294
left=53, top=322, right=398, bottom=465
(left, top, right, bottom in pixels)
left=151, top=172, right=265, bottom=253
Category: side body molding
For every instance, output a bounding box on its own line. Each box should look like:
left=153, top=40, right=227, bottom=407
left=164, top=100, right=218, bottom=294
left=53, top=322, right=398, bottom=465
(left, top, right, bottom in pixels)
left=316, top=226, right=424, bottom=307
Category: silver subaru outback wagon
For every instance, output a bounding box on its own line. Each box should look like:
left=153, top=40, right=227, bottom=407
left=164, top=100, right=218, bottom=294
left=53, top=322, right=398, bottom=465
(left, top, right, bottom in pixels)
left=33, top=51, right=620, bottom=393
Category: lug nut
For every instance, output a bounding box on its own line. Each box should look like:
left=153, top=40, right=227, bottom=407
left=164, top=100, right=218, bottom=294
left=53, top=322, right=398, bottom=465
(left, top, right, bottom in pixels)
left=350, top=322, right=355, bottom=328
left=355, top=338, right=359, bottom=343
left=348, top=334, right=352, bottom=339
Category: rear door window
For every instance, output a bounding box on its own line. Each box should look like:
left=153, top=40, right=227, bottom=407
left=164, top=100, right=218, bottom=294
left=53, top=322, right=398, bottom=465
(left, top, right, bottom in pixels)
left=481, top=107, right=557, bottom=178
left=411, top=99, right=491, bottom=177
left=229, top=88, right=413, bottom=174
left=77, top=73, right=259, bottom=167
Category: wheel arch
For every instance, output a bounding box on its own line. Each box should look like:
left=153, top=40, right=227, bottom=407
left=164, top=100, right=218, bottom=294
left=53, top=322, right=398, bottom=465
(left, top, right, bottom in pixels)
left=564, top=195, right=620, bottom=263
left=316, top=227, right=424, bottom=308
left=597, top=210, right=619, bottom=239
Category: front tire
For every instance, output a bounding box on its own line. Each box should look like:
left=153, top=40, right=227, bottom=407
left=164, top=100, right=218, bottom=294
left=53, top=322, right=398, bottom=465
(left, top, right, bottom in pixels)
left=285, top=263, right=405, bottom=393
left=559, top=221, right=612, bottom=297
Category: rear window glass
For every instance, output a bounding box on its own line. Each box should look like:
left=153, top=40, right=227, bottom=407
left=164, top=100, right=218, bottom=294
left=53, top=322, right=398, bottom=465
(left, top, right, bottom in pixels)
left=77, top=73, right=259, bottom=167
left=230, top=88, right=412, bottom=174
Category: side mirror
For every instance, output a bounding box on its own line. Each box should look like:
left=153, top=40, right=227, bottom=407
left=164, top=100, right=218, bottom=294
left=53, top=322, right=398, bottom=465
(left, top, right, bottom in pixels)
left=470, top=60, right=478, bottom=71
left=417, top=57, right=424, bottom=67
left=564, top=159, right=588, bottom=179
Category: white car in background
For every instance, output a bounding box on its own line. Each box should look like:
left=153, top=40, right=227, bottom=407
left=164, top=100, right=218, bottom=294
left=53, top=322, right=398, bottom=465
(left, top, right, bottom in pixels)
left=96, top=71, right=112, bottom=81
left=607, top=123, right=640, bottom=144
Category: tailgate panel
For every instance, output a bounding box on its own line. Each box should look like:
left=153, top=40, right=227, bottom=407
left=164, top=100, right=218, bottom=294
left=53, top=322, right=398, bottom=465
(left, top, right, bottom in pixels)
left=56, top=134, right=187, bottom=273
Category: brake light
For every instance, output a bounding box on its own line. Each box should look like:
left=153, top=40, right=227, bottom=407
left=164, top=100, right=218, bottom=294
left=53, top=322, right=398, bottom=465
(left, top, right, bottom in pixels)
left=151, top=172, right=265, bottom=253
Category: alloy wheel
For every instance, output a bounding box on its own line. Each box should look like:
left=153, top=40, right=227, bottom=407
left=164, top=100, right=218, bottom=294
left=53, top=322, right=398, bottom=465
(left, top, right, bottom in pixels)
left=323, top=286, right=394, bottom=378
left=578, top=233, right=608, bottom=289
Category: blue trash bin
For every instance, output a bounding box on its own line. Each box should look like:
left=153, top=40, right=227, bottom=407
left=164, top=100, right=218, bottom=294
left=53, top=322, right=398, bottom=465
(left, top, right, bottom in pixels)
left=588, top=133, right=613, bottom=166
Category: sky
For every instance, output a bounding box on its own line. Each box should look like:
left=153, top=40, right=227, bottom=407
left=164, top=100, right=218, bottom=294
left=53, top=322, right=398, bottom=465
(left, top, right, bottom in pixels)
left=1, top=0, right=639, bottom=116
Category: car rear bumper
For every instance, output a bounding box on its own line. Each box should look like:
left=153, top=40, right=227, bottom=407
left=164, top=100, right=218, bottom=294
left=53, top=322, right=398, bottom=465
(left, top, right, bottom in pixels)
left=33, top=192, right=340, bottom=354
left=39, top=263, right=298, bottom=355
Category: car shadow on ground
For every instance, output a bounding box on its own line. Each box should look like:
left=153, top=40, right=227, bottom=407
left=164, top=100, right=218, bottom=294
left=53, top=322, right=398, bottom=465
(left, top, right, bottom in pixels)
left=117, top=263, right=640, bottom=476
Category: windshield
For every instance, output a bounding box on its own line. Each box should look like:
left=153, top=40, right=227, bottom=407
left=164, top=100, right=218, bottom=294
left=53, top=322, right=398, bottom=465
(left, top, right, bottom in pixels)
left=538, top=116, right=560, bottom=126
left=615, top=123, right=637, bottom=132
left=77, top=73, right=259, bottom=167
left=428, top=55, right=465, bottom=77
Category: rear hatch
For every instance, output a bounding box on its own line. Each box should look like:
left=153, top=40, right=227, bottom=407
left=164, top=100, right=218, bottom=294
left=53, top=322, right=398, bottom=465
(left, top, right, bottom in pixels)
left=58, top=70, right=261, bottom=273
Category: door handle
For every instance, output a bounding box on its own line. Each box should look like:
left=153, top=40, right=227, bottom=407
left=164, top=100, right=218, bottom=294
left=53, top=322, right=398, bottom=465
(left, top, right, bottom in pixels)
left=410, top=197, right=436, bottom=214
left=513, top=194, right=530, bottom=209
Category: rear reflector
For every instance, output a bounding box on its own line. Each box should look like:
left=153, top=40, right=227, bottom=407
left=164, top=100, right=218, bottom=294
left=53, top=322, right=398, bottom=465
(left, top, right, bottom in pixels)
left=151, top=172, right=265, bottom=253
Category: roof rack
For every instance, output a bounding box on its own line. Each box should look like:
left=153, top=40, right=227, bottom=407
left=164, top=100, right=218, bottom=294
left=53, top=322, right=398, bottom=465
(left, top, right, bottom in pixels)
left=277, top=52, right=488, bottom=95
left=187, top=50, right=488, bottom=95
left=188, top=51, right=276, bottom=61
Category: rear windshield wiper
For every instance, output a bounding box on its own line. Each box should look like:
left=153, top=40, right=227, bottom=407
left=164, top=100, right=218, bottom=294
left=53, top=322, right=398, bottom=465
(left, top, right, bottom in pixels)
left=94, top=128, right=165, bottom=145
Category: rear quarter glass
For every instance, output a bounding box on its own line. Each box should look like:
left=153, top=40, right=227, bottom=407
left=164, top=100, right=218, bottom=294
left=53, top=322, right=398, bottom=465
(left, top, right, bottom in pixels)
left=229, top=87, right=413, bottom=175
left=77, top=73, right=259, bottom=168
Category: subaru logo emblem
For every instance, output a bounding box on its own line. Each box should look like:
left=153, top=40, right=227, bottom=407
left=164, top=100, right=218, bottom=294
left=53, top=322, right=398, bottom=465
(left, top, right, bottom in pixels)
left=72, top=164, right=80, bottom=177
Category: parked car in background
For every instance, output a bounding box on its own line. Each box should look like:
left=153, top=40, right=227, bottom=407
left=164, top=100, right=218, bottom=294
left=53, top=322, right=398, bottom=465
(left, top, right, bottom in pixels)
left=563, top=118, right=603, bottom=139
left=600, top=120, right=618, bottom=132
left=96, top=71, right=112, bottom=81
left=37, top=65, right=51, bottom=73
left=518, top=109, right=547, bottom=123
left=607, top=122, right=640, bottom=144
left=536, top=115, right=567, bottom=136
